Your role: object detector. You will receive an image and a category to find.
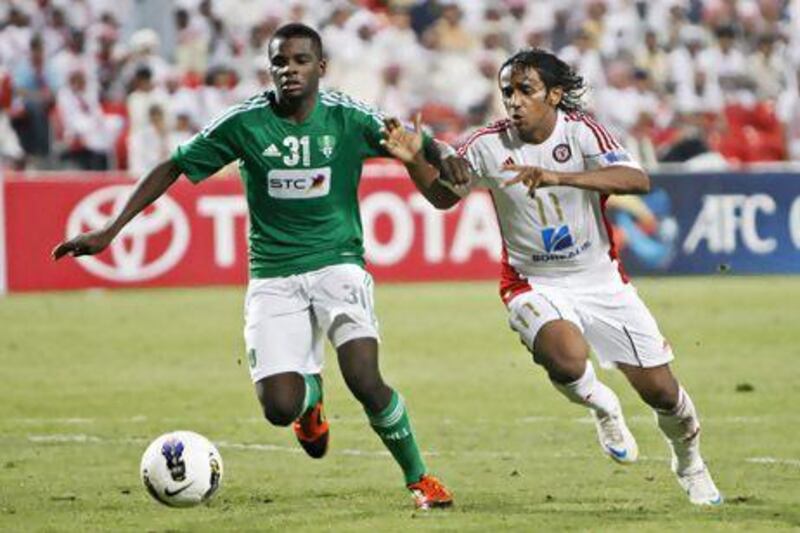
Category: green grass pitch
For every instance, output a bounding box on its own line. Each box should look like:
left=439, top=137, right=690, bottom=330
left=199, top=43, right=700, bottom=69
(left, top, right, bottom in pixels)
left=1, top=277, right=799, bottom=531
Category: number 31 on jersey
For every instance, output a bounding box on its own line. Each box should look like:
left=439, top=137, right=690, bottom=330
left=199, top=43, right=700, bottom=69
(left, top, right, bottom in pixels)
left=283, top=135, right=311, bottom=167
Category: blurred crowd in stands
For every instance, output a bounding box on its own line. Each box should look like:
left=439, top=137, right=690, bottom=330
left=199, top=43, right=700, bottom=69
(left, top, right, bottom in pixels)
left=1, top=0, right=799, bottom=173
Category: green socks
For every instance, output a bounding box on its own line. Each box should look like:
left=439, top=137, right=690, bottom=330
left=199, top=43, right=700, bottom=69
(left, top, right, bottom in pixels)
left=300, top=379, right=426, bottom=484
left=367, top=390, right=427, bottom=484
left=301, top=374, right=322, bottom=415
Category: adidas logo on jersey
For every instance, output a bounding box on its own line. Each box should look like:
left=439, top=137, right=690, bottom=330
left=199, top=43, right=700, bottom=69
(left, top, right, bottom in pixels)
left=262, top=144, right=282, bottom=157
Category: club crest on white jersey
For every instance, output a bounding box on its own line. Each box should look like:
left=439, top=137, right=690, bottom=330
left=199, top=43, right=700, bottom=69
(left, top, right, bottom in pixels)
left=456, top=111, right=642, bottom=283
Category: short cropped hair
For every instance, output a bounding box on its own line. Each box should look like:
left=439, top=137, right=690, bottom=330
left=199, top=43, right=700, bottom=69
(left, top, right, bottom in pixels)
left=270, top=23, right=323, bottom=60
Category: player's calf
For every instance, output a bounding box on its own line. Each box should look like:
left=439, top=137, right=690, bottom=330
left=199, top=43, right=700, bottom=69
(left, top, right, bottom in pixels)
left=552, top=361, right=639, bottom=463
left=336, top=338, right=452, bottom=508
left=656, top=387, right=701, bottom=474
left=655, top=386, right=723, bottom=505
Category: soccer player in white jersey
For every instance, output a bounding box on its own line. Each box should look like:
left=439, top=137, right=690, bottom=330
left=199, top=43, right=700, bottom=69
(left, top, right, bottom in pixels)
left=381, top=48, right=722, bottom=506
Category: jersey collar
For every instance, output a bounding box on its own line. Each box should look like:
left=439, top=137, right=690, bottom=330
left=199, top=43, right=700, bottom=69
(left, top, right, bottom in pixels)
left=269, top=90, right=323, bottom=128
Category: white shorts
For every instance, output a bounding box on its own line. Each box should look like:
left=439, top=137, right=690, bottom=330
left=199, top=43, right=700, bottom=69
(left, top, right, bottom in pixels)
left=507, top=277, right=674, bottom=369
left=243, top=264, right=379, bottom=382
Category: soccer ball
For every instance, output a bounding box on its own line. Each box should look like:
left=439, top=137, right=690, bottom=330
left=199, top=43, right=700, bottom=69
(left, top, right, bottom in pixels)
left=140, top=430, right=223, bottom=507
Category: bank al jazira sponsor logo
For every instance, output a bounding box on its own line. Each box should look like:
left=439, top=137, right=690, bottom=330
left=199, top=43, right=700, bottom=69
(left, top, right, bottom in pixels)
left=66, top=185, right=190, bottom=282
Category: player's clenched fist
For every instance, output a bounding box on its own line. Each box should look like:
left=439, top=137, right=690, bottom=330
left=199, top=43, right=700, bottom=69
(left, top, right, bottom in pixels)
left=439, top=155, right=473, bottom=188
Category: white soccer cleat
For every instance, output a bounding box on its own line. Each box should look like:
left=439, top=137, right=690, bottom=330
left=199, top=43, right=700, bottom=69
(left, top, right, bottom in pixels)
left=591, top=408, right=638, bottom=464
left=664, top=421, right=722, bottom=505
left=675, top=463, right=723, bottom=506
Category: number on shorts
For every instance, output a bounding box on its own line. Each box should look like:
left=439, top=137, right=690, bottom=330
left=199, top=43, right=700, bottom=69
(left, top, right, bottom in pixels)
left=342, top=283, right=367, bottom=308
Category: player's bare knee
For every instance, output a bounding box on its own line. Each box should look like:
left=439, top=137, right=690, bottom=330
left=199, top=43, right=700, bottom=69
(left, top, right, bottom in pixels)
left=531, top=347, right=549, bottom=367
left=255, top=374, right=304, bottom=427
left=533, top=333, right=587, bottom=383
left=547, top=361, right=587, bottom=385
left=639, top=384, right=679, bottom=411
left=534, top=320, right=586, bottom=360
left=261, top=397, right=299, bottom=427
left=629, top=374, right=679, bottom=410
left=531, top=349, right=584, bottom=384
left=621, top=364, right=680, bottom=410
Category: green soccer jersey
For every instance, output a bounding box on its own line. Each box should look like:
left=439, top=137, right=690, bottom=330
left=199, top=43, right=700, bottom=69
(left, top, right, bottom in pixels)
left=172, top=90, right=394, bottom=278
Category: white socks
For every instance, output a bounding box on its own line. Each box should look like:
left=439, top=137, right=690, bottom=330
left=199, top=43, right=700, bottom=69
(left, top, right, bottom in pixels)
left=553, top=361, right=621, bottom=417
left=656, top=386, right=703, bottom=474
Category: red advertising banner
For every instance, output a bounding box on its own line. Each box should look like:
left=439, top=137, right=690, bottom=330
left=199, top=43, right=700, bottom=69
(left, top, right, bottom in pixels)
left=4, top=161, right=501, bottom=293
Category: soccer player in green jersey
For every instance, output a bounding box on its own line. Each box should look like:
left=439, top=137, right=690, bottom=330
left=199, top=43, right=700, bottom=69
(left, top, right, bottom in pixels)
left=52, top=23, right=452, bottom=510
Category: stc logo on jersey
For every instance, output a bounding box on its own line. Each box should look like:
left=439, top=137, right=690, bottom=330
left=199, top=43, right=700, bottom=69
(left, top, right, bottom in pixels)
left=267, top=167, right=331, bottom=199
left=541, top=225, right=574, bottom=252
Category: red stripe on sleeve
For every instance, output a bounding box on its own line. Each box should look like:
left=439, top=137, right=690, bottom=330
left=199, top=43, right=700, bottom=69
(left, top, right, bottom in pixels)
left=583, top=114, right=621, bottom=150
left=456, top=119, right=511, bottom=157
left=580, top=116, right=611, bottom=152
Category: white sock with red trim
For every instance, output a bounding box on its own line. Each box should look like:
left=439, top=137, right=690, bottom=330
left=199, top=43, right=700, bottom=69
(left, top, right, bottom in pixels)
left=656, top=387, right=703, bottom=474
left=552, top=361, right=620, bottom=416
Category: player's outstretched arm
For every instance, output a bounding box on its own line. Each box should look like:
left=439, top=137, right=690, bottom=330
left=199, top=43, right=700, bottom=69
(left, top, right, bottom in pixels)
left=52, top=158, right=183, bottom=260
left=380, top=114, right=462, bottom=209
left=502, top=163, right=650, bottom=197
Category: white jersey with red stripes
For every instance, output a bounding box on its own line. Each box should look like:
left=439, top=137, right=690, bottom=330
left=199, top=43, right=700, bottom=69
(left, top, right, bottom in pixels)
left=454, top=110, right=642, bottom=303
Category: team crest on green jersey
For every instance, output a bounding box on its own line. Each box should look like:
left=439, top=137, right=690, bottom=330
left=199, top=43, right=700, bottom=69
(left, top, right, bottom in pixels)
left=318, top=135, right=336, bottom=159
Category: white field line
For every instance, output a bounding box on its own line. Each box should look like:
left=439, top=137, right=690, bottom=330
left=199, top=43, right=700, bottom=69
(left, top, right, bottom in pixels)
left=27, top=434, right=103, bottom=443
left=746, top=457, right=800, bottom=467
left=7, top=414, right=794, bottom=426
left=18, top=433, right=800, bottom=468
left=21, top=433, right=624, bottom=460
left=12, top=417, right=97, bottom=425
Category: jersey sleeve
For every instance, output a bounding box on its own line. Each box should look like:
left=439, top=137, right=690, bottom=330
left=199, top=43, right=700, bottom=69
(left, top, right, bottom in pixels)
left=329, top=91, right=437, bottom=160
left=573, top=114, right=642, bottom=171
left=327, top=94, right=386, bottom=159
left=171, top=109, right=241, bottom=183
left=358, top=109, right=388, bottom=158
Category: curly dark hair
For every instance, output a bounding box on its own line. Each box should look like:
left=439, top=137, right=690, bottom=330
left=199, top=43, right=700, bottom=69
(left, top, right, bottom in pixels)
left=499, top=48, right=586, bottom=113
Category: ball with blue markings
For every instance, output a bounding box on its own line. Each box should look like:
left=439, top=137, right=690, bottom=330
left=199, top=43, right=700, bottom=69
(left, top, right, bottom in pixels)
left=140, top=430, right=223, bottom=507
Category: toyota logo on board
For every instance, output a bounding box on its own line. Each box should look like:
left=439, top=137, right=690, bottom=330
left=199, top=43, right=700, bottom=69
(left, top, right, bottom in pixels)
left=65, top=185, right=190, bottom=282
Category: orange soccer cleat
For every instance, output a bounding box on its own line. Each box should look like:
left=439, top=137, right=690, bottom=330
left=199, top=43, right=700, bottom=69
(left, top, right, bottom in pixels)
left=293, top=402, right=329, bottom=459
left=407, top=474, right=453, bottom=510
